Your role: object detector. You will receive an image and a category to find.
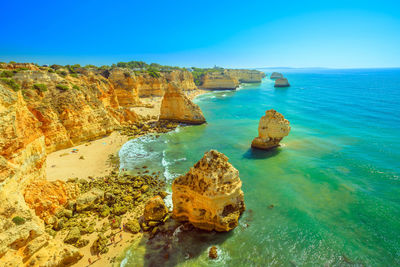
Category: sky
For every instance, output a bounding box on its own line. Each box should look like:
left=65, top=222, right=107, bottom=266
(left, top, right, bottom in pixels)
left=1, top=0, right=400, bottom=68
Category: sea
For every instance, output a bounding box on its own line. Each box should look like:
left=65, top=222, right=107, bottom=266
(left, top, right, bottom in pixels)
left=118, top=68, right=400, bottom=266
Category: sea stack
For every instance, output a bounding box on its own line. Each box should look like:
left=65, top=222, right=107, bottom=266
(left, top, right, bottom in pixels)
left=159, top=83, right=206, bottom=124
left=251, top=109, right=291, bottom=150
left=270, top=72, right=283, bottom=79
left=274, top=77, right=290, bottom=87
left=172, top=150, right=245, bottom=232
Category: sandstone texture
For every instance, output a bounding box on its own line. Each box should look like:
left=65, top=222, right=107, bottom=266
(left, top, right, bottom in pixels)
left=270, top=72, right=283, bottom=79
left=172, top=150, right=245, bottom=232
left=159, top=83, right=206, bottom=124
left=274, top=77, right=290, bottom=87
left=251, top=109, right=291, bottom=150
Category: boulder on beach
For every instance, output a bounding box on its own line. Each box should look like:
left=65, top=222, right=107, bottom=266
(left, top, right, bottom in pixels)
left=251, top=109, right=291, bottom=150
left=270, top=72, right=283, bottom=79
left=274, top=78, right=290, bottom=87
left=172, top=150, right=245, bottom=232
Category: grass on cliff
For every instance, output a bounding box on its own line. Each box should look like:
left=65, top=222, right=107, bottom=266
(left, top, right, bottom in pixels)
left=33, top=83, right=47, bottom=92
left=56, top=84, right=69, bottom=91
left=0, top=78, right=20, bottom=91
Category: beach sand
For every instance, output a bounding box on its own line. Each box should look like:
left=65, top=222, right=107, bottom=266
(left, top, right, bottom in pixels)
left=46, top=132, right=128, bottom=182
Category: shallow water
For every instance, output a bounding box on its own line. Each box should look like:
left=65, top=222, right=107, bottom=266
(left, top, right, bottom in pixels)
left=119, top=68, right=400, bottom=266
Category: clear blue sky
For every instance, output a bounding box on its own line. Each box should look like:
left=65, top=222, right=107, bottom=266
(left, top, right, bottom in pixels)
left=1, top=0, right=400, bottom=68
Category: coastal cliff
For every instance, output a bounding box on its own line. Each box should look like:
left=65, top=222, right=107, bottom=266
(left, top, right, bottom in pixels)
left=172, top=150, right=245, bottom=231
left=199, top=69, right=265, bottom=90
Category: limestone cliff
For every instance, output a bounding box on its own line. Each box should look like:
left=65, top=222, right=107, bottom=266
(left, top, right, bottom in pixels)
left=172, top=150, right=245, bottom=231
left=251, top=109, right=291, bottom=150
left=200, top=69, right=265, bottom=90
left=225, top=69, right=265, bottom=83
left=201, top=72, right=240, bottom=90
left=159, top=83, right=206, bottom=124
left=0, top=83, right=82, bottom=266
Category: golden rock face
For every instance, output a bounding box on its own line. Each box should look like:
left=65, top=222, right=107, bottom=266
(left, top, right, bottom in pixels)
left=172, top=150, right=245, bottom=232
left=159, top=83, right=206, bottom=124
left=251, top=109, right=291, bottom=150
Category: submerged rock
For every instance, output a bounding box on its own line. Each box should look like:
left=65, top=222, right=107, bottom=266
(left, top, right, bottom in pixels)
left=159, top=83, right=206, bottom=124
left=172, top=150, right=245, bottom=232
left=251, top=109, right=291, bottom=150
left=274, top=77, right=290, bottom=87
left=270, top=72, right=283, bottom=79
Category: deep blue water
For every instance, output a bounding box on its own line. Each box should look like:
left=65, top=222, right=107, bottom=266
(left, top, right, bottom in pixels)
left=119, top=68, right=400, bottom=266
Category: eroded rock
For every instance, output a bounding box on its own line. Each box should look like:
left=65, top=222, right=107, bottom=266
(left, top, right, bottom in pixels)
left=159, top=83, right=206, bottom=124
left=172, top=150, right=245, bottom=231
left=251, top=109, right=291, bottom=150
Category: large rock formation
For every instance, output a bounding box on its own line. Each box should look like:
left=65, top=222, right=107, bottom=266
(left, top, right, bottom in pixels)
left=159, top=83, right=206, bottom=124
left=251, top=109, right=291, bottom=150
left=270, top=72, right=283, bottom=79
left=172, top=150, right=245, bottom=232
left=274, top=77, right=290, bottom=87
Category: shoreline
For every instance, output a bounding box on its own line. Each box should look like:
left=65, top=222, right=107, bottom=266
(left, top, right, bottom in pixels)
left=45, top=89, right=210, bottom=266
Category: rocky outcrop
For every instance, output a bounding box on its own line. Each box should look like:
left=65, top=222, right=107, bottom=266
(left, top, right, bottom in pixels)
left=144, top=196, right=168, bottom=222
left=172, top=150, right=245, bottom=232
left=159, top=83, right=206, bottom=124
left=274, top=78, right=290, bottom=87
left=251, top=109, right=291, bottom=150
left=270, top=72, right=283, bottom=79
left=24, top=180, right=79, bottom=223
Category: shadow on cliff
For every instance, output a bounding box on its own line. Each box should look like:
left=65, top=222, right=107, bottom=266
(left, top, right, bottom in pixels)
left=242, top=147, right=281, bottom=160
left=138, top=220, right=233, bottom=267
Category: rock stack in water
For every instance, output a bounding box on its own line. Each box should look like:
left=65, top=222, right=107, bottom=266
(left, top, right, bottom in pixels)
left=270, top=72, right=283, bottom=79
left=172, top=150, right=245, bottom=232
left=159, top=83, right=206, bottom=124
left=274, top=77, right=290, bottom=87
left=251, top=109, right=291, bottom=150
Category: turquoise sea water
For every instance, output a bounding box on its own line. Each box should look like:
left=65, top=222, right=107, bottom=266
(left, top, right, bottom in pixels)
left=119, top=69, right=400, bottom=266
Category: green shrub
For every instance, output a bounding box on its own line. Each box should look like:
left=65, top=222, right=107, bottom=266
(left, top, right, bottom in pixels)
left=33, top=83, right=47, bottom=92
left=56, top=84, right=69, bottom=91
left=70, top=73, right=78, bottom=78
left=0, top=70, right=13, bottom=78
left=57, top=70, right=68, bottom=77
left=12, top=216, right=26, bottom=225
left=0, top=78, right=20, bottom=91
left=17, top=67, right=29, bottom=71
left=47, top=68, right=55, bottom=73
left=72, top=84, right=80, bottom=90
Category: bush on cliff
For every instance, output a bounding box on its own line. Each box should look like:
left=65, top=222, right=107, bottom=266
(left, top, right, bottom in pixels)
left=0, top=70, right=13, bottom=78
left=72, top=84, right=80, bottom=90
left=12, top=216, right=26, bottom=225
left=57, top=70, right=68, bottom=77
left=0, top=78, right=20, bottom=91
left=56, top=84, right=69, bottom=91
left=33, top=83, right=47, bottom=92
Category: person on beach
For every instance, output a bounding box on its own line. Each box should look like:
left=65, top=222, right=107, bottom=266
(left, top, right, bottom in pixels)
left=88, top=258, right=92, bottom=265
left=97, top=252, right=101, bottom=260
left=120, top=233, right=123, bottom=241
